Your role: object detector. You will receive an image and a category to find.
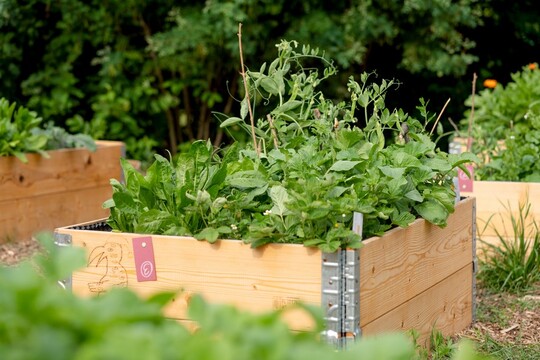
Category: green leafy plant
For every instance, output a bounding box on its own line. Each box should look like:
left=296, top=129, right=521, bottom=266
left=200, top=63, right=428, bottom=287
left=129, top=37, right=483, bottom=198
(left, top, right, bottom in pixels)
left=478, top=199, right=540, bottom=294
left=105, top=41, right=475, bottom=251
left=32, top=122, right=96, bottom=152
left=0, top=98, right=96, bottom=162
left=0, top=97, right=48, bottom=162
left=459, top=64, right=540, bottom=181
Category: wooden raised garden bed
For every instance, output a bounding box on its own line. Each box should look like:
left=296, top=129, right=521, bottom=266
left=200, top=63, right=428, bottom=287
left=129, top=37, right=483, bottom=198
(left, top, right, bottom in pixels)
left=460, top=181, right=540, bottom=253
left=54, top=196, right=476, bottom=346
left=1, top=140, right=124, bottom=243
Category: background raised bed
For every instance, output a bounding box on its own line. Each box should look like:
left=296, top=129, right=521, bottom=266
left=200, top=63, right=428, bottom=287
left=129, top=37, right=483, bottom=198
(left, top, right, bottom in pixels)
left=1, top=140, right=124, bottom=243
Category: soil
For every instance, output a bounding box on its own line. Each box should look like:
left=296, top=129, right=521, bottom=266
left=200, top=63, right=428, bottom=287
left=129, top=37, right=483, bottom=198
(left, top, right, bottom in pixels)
left=2, top=238, right=539, bottom=348
left=0, top=238, right=42, bottom=266
left=458, top=285, right=540, bottom=346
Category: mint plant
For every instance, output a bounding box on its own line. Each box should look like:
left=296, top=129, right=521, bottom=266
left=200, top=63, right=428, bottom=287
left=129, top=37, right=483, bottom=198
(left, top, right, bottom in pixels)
left=106, top=41, right=475, bottom=251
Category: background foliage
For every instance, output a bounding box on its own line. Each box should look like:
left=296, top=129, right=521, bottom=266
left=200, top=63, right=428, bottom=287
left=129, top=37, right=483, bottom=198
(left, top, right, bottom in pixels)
left=1, top=0, right=538, bottom=162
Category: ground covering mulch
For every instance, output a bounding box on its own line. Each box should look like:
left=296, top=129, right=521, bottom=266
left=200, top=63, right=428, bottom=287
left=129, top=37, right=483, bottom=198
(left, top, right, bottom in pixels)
left=459, top=285, right=540, bottom=346
left=2, top=238, right=539, bottom=349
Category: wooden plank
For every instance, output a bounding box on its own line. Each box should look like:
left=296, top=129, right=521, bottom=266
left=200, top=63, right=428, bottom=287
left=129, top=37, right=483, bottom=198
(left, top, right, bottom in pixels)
left=60, top=229, right=322, bottom=331
left=359, top=197, right=474, bottom=326
left=0, top=140, right=123, bottom=202
left=0, top=141, right=123, bottom=242
left=462, top=181, right=540, bottom=252
left=362, top=263, right=473, bottom=347
left=0, top=185, right=113, bottom=242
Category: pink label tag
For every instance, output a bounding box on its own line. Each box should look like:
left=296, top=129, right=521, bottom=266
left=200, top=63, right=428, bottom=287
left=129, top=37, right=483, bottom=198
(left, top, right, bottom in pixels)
left=458, top=165, right=474, bottom=192
left=132, top=236, right=157, bottom=282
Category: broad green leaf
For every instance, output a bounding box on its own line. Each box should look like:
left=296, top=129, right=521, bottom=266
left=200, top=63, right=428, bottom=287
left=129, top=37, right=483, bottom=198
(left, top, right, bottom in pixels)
left=391, top=211, right=416, bottom=227
left=303, top=238, right=323, bottom=247
left=135, top=210, right=178, bottom=234
left=414, top=199, right=448, bottom=226
left=269, top=185, right=290, bottom=216
left=424, top=157, right=452, bottom=172
left=378, top=166, right=405, bottom=179
left=227, top=176, right=267, bottom=189
left=404, top=189, right=424, bottom=202
left=386, top=177, right=407, bottom=197
left=259, top=76, right=280, bottom=95
left=102, top=198, right=115, bottom=209
left=194, top=227, right=220, bottom=243
left=328, top=160, right=360, bottom=172
left=326, top=186, right=348, bottom=198
left=274, top=100, right=302, bottom=114
left=392, top=150, right=422, bottom=168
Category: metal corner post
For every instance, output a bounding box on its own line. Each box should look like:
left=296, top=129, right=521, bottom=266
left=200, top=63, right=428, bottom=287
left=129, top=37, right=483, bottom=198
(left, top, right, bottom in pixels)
left=342, top=249, right=361, bottom=349
left=54, top=232, right=73, bottom=291
left=321, top=249, right=361, bottom=349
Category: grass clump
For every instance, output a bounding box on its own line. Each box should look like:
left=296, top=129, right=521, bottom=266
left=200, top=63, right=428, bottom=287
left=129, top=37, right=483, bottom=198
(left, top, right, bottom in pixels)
left=478, top=200, right=540, bottom=294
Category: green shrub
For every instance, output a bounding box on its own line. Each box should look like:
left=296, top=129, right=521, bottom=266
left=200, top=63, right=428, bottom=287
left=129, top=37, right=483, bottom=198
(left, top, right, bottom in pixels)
left=460, top=64, right=540, bottom=181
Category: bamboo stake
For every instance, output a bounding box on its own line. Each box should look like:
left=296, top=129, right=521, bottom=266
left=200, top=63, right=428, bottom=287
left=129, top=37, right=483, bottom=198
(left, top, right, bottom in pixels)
left=237, top=23, right=260, bottom=155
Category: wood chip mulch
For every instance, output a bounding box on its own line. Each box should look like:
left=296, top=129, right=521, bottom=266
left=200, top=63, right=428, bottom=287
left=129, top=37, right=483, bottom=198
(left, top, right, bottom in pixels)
left=0, top=238, right=42, bottom=266
left=457, top=286, right=540, bottom=346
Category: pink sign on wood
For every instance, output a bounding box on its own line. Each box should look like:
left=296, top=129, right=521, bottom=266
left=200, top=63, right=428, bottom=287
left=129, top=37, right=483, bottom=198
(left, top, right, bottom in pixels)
left=132, top=236, right=157, bottom=282
left=458, top=164, right=474, bottom=192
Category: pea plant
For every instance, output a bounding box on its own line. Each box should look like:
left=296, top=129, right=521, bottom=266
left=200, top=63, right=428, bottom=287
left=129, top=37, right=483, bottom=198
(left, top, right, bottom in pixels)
left=106, top=41, right=475, bottom=251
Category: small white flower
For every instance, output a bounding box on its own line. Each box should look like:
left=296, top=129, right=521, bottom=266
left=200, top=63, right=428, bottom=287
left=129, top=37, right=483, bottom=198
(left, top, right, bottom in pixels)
left=263, top=209, right=272, bottom=216
left=230, top=224, right=238, bottom=231
left=341, top=214, right=346, bottom=218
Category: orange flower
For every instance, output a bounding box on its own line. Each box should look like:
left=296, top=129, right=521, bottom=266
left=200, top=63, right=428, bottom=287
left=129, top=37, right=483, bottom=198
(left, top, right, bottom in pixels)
left=529, top=63, right=537, bottom=70
left=483, top=79, right=497, bottom=88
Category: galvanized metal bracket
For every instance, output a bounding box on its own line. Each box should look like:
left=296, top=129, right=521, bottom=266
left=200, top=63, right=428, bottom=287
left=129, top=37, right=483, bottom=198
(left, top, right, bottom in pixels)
left=321, top=249, right=361, bottom=349
left=321, top=251, right=341, bottom=348
left=54, top=233, right=73, bottom=291
left=342, top=249, right=361, bottom=349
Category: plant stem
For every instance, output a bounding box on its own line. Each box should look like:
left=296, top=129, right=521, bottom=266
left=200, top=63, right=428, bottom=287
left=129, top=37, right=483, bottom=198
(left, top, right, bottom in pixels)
left=237, top=23, right=260, bottom=156
left=467, top=73, right=478, bottom=151
left=430, top=98, right=451, bottom=135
